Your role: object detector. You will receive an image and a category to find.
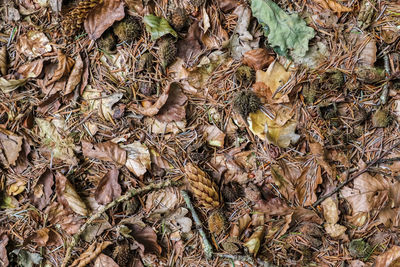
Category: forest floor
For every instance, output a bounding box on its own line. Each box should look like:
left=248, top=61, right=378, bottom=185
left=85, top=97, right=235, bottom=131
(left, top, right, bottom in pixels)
left=1, top=0, right=400, bottom=266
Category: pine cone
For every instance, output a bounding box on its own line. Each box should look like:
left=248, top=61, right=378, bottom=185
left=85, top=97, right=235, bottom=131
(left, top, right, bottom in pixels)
left=62, top=0, right=103, bottom=36
left=0, top=46, right=7, bottom=76
left=158, top=38, right=177, bottom=69
left=185, top=163, right=220, bottom=209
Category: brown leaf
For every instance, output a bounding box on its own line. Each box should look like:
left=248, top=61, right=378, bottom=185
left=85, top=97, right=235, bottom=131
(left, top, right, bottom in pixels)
left=95, top=167, right=121, bottom=205
left=201, top=125, right=225, bottom=148
left=177, top=21, right=203, bottom=66
left=122, top=142, right=151, bottom=177
left=84, top=0, right=125, bottom=40
left=46, top=50, right=74, bottom=86
left=375, top=246, right=400, bottom=267
left=129, top=85, right=171, bottom=116
left=16, top=30, right=52, bottom=59
left=242, top=48, right=274, bottom=70
left=71, top=241, right=113, bottom=267
left=17, top=59, right=44, bottom=78
left=46, top=202, right=83, bottom=235
left=254, top=198, right=291, bottom=216
left=82, top=140, right=127, bottom=166
left=217, top=0, right=239, bottom=12
left=29, top=228, right=49, bottom=247
left=0, top=128, right=23, bottom=167
left=30, top=169, right=54, bottom=210
left=0, top=233, right=9, bottom=267
left=65, top=53, right=84, bottom=95
left=131, top=224, right=162, bottom=255
left=155, top=83, right=188, bottom=122
left=94, top=254, right=119, bottom=267
left=56, top=172, right=89, bottom=216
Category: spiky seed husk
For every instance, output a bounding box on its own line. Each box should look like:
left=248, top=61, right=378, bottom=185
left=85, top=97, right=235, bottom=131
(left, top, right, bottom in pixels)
left=137, top=52, right=154, bottom=72
left=97, top=31, right=116, bottom=53
left=372, top=109, right=391, bottom=128
left=62, top=0, right=103, bottom=36
left=208, top=210, right=226, bottom=235
left=184, top=163, right=220, bottom=209
left=169, top=8, right=187, bottom=31
left=113, top=242, right=130, bottom=266
left=222, top=182, right=243, bottom=202
left=158, top=38, right=177, bottom=69
left=233, top=91, right=261, bottom=119
left=139, top=80, right=156, bottom=96
left=0, top=46, right=7, bottom=76
left=235, top=65, right=254, bottom=85
left=113, top=16, right=142, bottom=42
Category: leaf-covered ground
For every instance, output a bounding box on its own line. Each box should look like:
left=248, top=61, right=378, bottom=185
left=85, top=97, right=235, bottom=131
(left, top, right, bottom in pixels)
left=1, top=0, right=400, bottom=266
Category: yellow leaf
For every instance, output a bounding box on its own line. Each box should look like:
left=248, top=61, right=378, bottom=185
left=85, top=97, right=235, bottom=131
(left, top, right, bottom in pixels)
left=256, top=60, right=291, bottom=101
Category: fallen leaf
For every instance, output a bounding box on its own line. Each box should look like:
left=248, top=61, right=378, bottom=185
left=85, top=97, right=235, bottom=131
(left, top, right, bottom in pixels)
left=46, top=50, right=74, bottom=86
left=17, top=59, right=44, bottom=78
left=94, top=254, right=119, bottom=267
left=0, top=77, right=28, bottom=93
left=82, top=87, right=123, bottom=122
left=81, top=216, right=112, bottom=242
left=177, top=21, right=203, bottom=66
left=143, top=14, right=178, bottom=41
left=95, top=166, right=121, bottom=205
left=121, top=142, right=151, bottom=177
left=29, top=228, right=49, bottom=247
left=71, top=241, right=112, bottom=267
left=36, top=118, right=78, bottom=165
left=0, top=128, right=23, bottom=166
left=145, top=118, right=187, bottom=134
left=0, top=233, right=9, bottom=267
left=165, top=207, right=192, bottom=233
left=321, top=197, right=339, bottom=224
left=255, top=61, right=291, bottom=100
left=242, top=48, right=274, bottom=70
left=146, top=188, right=180, bottom=215
left=130, top=224, right=162, bottom=255
left=84, top=0, right=125, bottom=40
left=16, top=30, right=52, bottom=59
left=82, top=140, right=127, bottom=166
left=251, top=0, right=315, bottom=58
left=65, top=53, right=84, bottom=94
left=201, top=125, right=225, bottom=147
left=7, top=180, right=26, bottom=196
left=56, top=172, right=89, bottom=216
left=217, top=0, right=239, bottom=12
left=375, top=246, right=400, bottom=267
left=128, top=85, right=170, bottom=116
left=46, top=202, right=83, bottom=235
left=244, top=226, right=265, bottom=256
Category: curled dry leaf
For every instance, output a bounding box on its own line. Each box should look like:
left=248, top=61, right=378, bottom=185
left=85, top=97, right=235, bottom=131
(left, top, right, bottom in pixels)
left=94, top=254, right=119, bottom=267
left=17, top=59, right=44, bottom=78
left=155, top=83, right=188, bottom=122
left=56, top=172, right=89, bottom=216
left=65, top=53, right=84, bottom=95
left=0, top=77, right=28, bottom=93
left=70, top=241, right=113, bottom=267
left=36, top=118, right=78, bottom=165
left=0, top=46, right=7, bottom=76
left=242, top=48, right=274, bottom=70
left=30, top=169, right=54, bottom=210
left=129, top=86, right=170, bottom=116
left=84, top=0, right=125, bottom=40
left=95, top=166, right=121, bottom=205
left=16, top=30, right=52, bottom=59
left=0, top=128, right=23, bottom=167
left=121, top=142, right=151, bottom=177
left=130, top=224, right=162, bottom=255
left=82, top=140, right=127, bottom=166
left=244, top=225, right=265, bottom=256
left=177, top=21, right=203, bottom=66
left=375, top=246, right=400, bottom=267
left=46, top=50, right=74, bottom=86
left=29, top=228, right=62, bottom=247
left=0, top=233, right=9, bottom=267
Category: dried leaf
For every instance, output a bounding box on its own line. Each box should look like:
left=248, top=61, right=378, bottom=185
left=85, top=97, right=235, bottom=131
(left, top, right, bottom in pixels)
left=65, top=53, right=84, bottom=94
left=375, top=246, right=400, bottom=267
left=0, top=128, right=23, bottom=166
left=0, top=46, right=7, bottom=76
left=46, top=202, right=83, bottom=235
left=36, top=118, right=78, bottom=165
left=143, top=14, right=178, bottom=41
left=82, top=87, right=123, bottom=121
left=251, top=0, right=315, bottom=58
left=7, top=180, right=26, bottom=196
left=0, top=77, right=28, bottom=93
left=84, top=0, right=125, bottom=40
left=131, top=224, right=162, bottom=255
left=145, top=188, right=180, bottom=215
left=244, top=226, right=265, bottom=256
left=322, top=197, right=339, bottom=224
left=95, top=167, right=121, bottom=205
left=242, top=48, right=274, bottom=70
left=46, top=50, right=74, bottom=86
left=177, top=21, right=203, bottom=65
left=71, top=241, right=112, bottom=267
left=30, top=169, right=54, bottom=210
left=10, top=249, right=42, bottom=267
left=121, top=142, right=151, bottom=177
left=81, top=216, right=112, bottom=242
left=17, top=59, right=44, bottom=78
left=202, top=125, right=225, bottom=147
left=155, top=83, right=188, bottom=122
left=16, top=30, right=52, bottom=59
left=311, top=0, right=352, bottom=14
left=56, top=172, right=89, bottom=216
left=0, top=233, right=9, bottom=267
left=94, top=254, right=119, bottom=267
left=255, top=61, right=291, bottom=100
left=82, top=140, right=127, bottom=165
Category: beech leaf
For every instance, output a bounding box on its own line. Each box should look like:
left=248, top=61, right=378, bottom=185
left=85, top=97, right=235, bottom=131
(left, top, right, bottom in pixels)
left=95, top=167, right=121, bottom=205
left=143, top=14, right=178, bottom=41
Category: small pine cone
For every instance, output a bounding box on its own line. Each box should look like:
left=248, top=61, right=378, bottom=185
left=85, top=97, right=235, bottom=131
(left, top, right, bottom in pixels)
left=113, top=242, right=131, bottom=266
left=158, top=38, right=177, bottom=69
left=0, top=46, right=7, bottom=76
left=169, top=8, right=187, bottom=31
left=208, top=209, right=226, bottom=235
left=185, top=163, right=220, bottom=209
left=62, top=0, right=103, bottom=36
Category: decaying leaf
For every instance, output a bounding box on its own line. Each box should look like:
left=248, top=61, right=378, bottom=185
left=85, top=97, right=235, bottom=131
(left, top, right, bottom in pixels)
left=255, top=61, right=291, bottom=101
left=17, top=59, right=44, bottom=78
left=95, top=166, right=121, bottom=205
left=36, top=118, right=78, bottom=165
left=374, top=246, right=400, bottom=267
left=143, top=14, right=178, bottom=41
left=46, top=50, right=74, bottom=86
left=0, top=128, right=23, bottom=167
left=201, top=125, right=225, bottom=147
left=251, top=0, right=315, bottom=58
left=65, top=53, right=84, bottom=95
left=84, top=0, right=125, bottom=40
left=244, top=225, right=265, bottom=256
left=242, top=48, right=274, bottom=70
left=56, top=172, right=89, bottom=216
left=29, top=228, right=62, bottom=247
left=145, top=187, right=180, bottom=215
left=130, top=224, right=162, bottom=255
left=0, top=77, right=28, bottom=93
left=46, top=202, right=83, bottom=235
left=94, top=254, right=119, bottom=267
left=0, top=233, right=9, bottom=267
left=70, top=241, right=112, bottom=267
left=16, top=30, right=52, bottom=59
left=121, top=142, right=151, bottom=177
left=82, top=140, right=127, bottom=165
left=155, top=83, right=188, bottom=122
left=30, top=169, right=54, bottom=210
left=7, top=180, right=26, bottom=196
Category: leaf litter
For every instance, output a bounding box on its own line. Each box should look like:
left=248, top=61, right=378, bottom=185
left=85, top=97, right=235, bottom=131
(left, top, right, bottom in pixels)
left=1, top=0, right=400, bottom=266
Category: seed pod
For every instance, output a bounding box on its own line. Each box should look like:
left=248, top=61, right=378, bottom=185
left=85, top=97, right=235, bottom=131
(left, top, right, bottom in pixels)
left=233, top=90, right=261, bottom=119
left=62, top=0, right=103, bottom=36
left=97, top=30, right=116, bottom=53
left=113, top=241, right=130, bottom=266
left=208, top=209, right=226, bottom=235
left=158, top=38, right=177, bottom=69
left=169, top=8, right=187, bottom=31
left=235, top=65, right=254, bottom=85
left=0, top=46, right=7, bottom=76
left=185, top=163, right=220, bottom=209
left=113, top=16, right=142, bottom=43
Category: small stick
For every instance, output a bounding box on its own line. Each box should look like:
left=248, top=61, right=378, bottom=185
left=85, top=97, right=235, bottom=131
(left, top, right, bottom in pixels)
left=181, top=190, right=213, bottom=260
left=62, top=179, right=181, bottom=267
left=312, top=140, right=400, bottom=208
left=380, top=52, right=391, bottom=105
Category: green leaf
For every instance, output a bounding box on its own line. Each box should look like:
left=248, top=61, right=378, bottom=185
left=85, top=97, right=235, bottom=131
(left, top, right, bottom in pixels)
left=143, top=14, right=177, bottom=41
left=251, top=0, right=315, bottom=58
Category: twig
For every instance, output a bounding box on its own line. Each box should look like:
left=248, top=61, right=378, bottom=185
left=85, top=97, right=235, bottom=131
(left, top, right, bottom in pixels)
left=312, top=140, right=400, bottom=208
left=62, top=179, right=182, bottom=267
left=380, top=52, right=391, bottom=105
left=181, top=190, right=213, bottom=259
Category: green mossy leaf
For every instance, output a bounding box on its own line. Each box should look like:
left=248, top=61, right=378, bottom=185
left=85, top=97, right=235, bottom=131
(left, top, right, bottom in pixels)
left=143, top=15, right=178, bottom=41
